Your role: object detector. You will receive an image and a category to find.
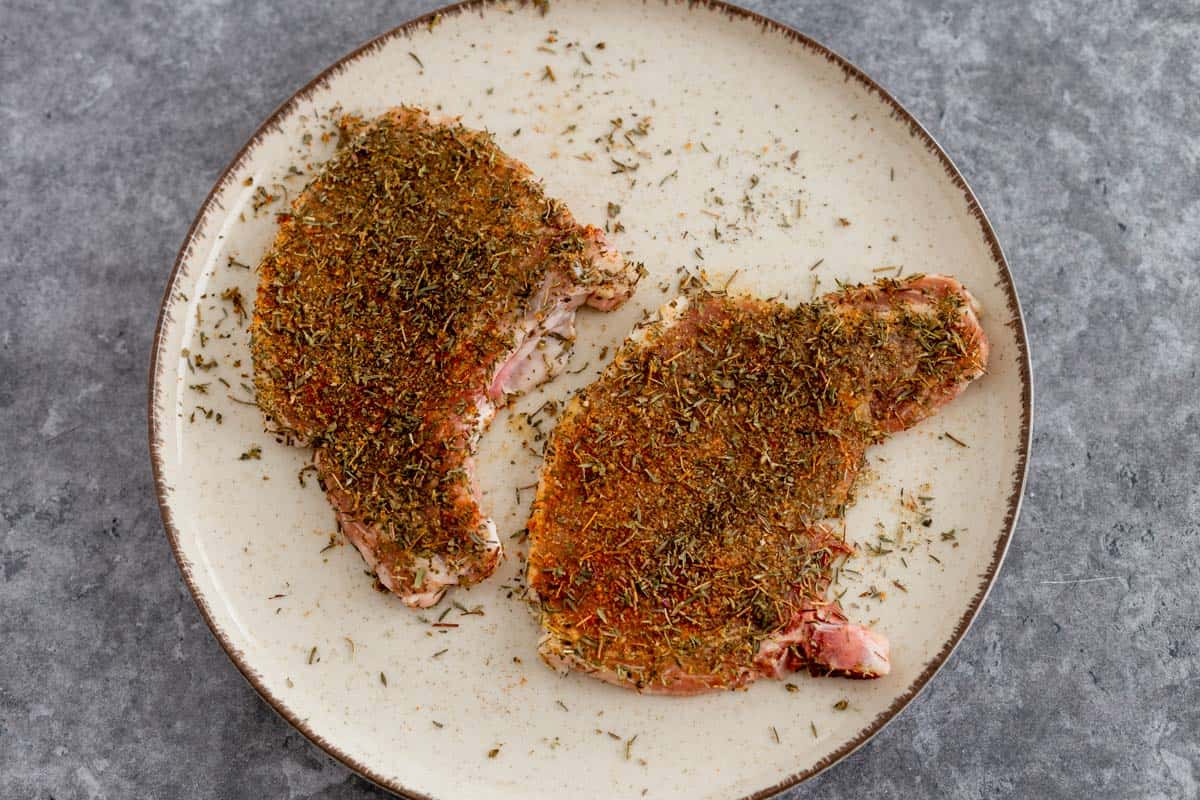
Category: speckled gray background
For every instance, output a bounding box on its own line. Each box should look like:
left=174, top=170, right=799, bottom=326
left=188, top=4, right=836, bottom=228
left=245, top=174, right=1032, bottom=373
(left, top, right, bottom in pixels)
left=2, top=0, right=1197, bottom=798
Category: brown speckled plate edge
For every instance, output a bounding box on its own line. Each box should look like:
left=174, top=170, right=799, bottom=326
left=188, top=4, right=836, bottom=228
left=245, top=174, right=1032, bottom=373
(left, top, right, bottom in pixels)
left=147, top=2, right=1032, bottom=797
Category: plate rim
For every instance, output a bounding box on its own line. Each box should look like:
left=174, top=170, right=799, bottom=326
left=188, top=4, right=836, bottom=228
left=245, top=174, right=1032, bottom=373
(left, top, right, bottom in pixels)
left=147, top=2, right=1033, bottom=798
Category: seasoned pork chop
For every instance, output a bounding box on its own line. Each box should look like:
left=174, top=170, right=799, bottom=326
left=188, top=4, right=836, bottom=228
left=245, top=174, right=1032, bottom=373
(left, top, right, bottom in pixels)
left=252, top=108, right=640, bottom=607
left=526, top=274, right=987, bottom=693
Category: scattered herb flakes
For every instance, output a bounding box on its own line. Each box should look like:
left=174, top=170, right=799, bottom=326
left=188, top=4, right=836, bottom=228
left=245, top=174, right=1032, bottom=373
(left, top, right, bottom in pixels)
left=297, top=464, right=318, bottom=488
left=408, top=51, right=424, bottom=69
left=944, top=432, right=969, bottom=447
left=192, top=353, right=217, bottom=372
left=556, top=699, right=569, bottom=712
left=251, top=185, right=276, bottom=212
left=454, top=601, right=485, bottom=617
left=785, top=683, right=799, bottom=693
left=432, top=648, right=448, bottom=659
left=833, top=699, right=849, bottom=711
left=770, top=726, right=781, bottom=744
left=624, top=734, right=638, bottom=761
left=380, top=672, right=388, bottom=686
left=238, top=445, right=262, bottom=461
left=858, top=586, right=885, bottom=601
left=220, top=287, right=247, bottom=321
left=542, top=65, right=556, bottom=82
left=487, top=746, right=501, bottom=759
left=307, top=646, right=318, bottom=665
left=811, top=722, right=819, bottom=738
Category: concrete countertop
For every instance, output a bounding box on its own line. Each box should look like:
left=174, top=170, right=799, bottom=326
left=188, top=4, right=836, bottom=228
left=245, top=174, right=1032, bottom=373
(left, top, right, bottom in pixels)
left=3, top=0, right=1197, bottom=797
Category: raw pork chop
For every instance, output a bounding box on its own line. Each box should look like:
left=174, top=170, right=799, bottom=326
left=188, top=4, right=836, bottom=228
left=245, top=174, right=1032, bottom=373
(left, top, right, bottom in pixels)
left=526, top=275, right=987, bottom=693
left=252, top=108, right=640, bottom=607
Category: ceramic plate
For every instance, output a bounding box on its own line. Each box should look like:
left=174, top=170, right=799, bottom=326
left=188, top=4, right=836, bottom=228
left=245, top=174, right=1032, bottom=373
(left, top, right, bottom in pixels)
left=149, top=2, right=1031, bottom=797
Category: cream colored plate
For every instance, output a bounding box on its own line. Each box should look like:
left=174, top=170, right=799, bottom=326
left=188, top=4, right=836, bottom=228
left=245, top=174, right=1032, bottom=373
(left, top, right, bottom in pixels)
left=149, top=2, right=1031, bottom=797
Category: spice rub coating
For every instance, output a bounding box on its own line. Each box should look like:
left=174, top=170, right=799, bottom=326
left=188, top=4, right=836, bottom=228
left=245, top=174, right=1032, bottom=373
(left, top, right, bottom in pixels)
left=252, top=107, right=639, bottom=607
left=527, top=274, right=988, bottom=693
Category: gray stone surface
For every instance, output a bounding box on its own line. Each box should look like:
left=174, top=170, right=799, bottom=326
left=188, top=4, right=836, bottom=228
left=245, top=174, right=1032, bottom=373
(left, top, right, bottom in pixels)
left=2, top=0, right=1197, bottom=797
